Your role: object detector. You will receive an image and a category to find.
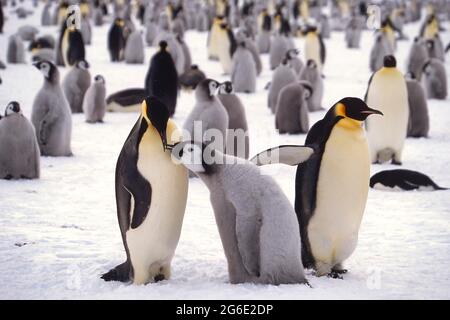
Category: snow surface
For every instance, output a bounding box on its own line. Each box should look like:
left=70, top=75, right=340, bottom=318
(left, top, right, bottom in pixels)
left=0, top=2, right=449, bottom=300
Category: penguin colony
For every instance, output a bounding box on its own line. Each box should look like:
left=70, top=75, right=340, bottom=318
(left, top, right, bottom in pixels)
left=0, top=0, right=448, bottom=288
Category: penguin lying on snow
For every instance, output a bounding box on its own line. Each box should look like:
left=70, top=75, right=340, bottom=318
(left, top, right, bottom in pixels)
left=172, top=141, right=310, bottom=285
left=370, top=170, right=447, bottom=191
left=0, top=102, right=40, bottom=180
left=252, top=98, right=383, bottom=278
left=106, top=88, right=147, bottom=113
left=102, top=96, right=188, bottom=284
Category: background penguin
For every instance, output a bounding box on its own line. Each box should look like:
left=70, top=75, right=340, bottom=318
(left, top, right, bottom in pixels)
left=124, top=30, right=145, bottom=64
left=17, top=25, right=39, bottom=41
left=179, top=65, right=206, bottom=91
left=370, top=169, right=448, bottom=191
left=0, top=2, right=3, bottom=33
left=145, top=41, right=179, bottom=117
left=269, top=32, right=289, bottom=71
left=268, top=59, right=297, bottom=113
left=172, top=141, right=308, bottom=285
left=63, top=60, right=91, bottom=114
left=0, top=101, right=40, bottom=180
left=285, top=49, right=304, bottom=76
left=41, top=2, right=52, bottom=26
left=405, top=73, right=429, bottom=138
left=369, top=31, right=394, bottom=72
left=207, top=16, right=224, bottom=60
left=422, top=59, right=447, bottom=100
left=101, top=96, right=188, bottom=284
left=153, top=32, right=185, bottom=76
left=6, top=34, right=25, bottom=64
left=55, top=18, right=68, bottom=66
left=235, top=29, right=262, bottom=76
left=217, top=22, right=236, bottom=75
left=31, top=60, right=72, bottom=157
left=176, top=33, right=192, bottom=75
left=365, top=55, right=409, bottom=165
left=106, top=88, right=148, bottom=113
left=299, top=59, right=324, bottom=112
left=256, top=8, right=271, bottom=54
left=29, top=36, right=55, bottom=52
left=345, top=14, right=363, bottom=49
left=318, top=13, right=331, bottom=39
left=406, top=37, right=429, bottom=81
left=196, top=5, right=211, bottom=32
left=145, top=18, right=158, bottom=46
left=62, top=25, right=86, bottom=67
left=108, top=18, right=126, bottom=62
left=83, top=74, right=106, bottom=123
left=275, top=81, right=312, bottom=134
left=303, top=25, right=326, bottom=73
left=251, top=97, right=383, bottom=278
left=80, top=14, right=92, bottom=45
left=217, top=81, right=250, bottom=159
left=426, top=37, right=445, bottom=62
left=231, top=42, right=256, bottom=93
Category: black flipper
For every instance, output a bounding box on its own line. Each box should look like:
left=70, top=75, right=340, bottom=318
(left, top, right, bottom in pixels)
left=101, top=261, right=131, bottom=282
left=106, top=88, right=147, bottom=107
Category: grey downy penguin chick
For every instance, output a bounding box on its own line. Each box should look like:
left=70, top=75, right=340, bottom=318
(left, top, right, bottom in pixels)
left=269, top=33, right=289, bottom=70
left=31, top=60, right=72, bottom=157
left=93, top=7, right=103, bottom=26
left=17, top=25, right=39, bottom=41
left=422, top=58, right=447, bottom=100
left=426, top=37, right=445, bottom=62
left=405, top=73, right=429, bottom=138
left=62, top=60, right=92, bottom=113
left=7, top=34, right=25, bottom=64
left=172, top=141, right=311, bottom=285
left=124, top=30, right=145, bottom=64
left=268, top=59, right=297, bottom=113
left=41, top=3, right=52, bottom=26
left=369, top=32, right=394, bottom=72
left=83, top=75, right=106, bottom=123
left=0, top=101, right=40, bottom=180
left=179, top=65, right=207, bottom=90
left=318, top=14, right=331, bottom=39
left=285, top=49, right=304, bottom=76
left=299, top=60, right=324, bottom=112
left=256, top=9, right=271, bottom=53
left=406, top=37, right=429, bottom=81
left=235, top=29, right=262, bottom=76
left=275, top=81, right=313, bottom=134
left=217, top=82, right=250, bottom=159
left=345, top=15, right=363, bottom=49
left=176, top=34, right=192, bottom=75
left=145, top=19, right=158, bottom=45
left=80, top=15, right=92, bottom=45
left=231, top=42, right=257, bottom=94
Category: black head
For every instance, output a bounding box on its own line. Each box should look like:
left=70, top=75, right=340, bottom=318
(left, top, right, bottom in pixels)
left=169, top=141, right=215, bottom=175
left=159, top=41, right=168, bottom=51
left=33, top=60, right=58, bottom=82
left=191, top=65, right=199, bottom=70
left=141, top=96, right=170, bottom=150
left=334, top=97, right=383, bottom=122
left=5, top=101, right=21, bottom=117
left=196, top=78, right=220, bottom=98
left=307, top=59, right=317, bottom=68
left=383, top=55, right=396, bottom=68
left=218, top=81, right=233, bottom=95
left=76, top=60, right=90, bottom=70
left=219, top=22, right=228, bottom=30
left=114, top=18, right=125, bottom=27
left=94, top=74, right=105, bottom=83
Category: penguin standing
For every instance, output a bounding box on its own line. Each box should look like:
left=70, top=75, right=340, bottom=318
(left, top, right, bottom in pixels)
left=303, top=26, right=326, bottom=73
left=6, top=34, right=25, bottom=64
left=62, top=60, right=91, bottom=113
left=0, top=2, right=3, bottom=33
left=145, top=41, right=179, bottom=117
left=80, top=14, right=92, bottom=45
left=268, top=60, right=297, bottom=113
left=41, top=3, right=52, bottom=26
left=256, top=8, right=271, bottom=53
left=62, top=25, right=86, bottom=67
left=235, top=29, right=262, bottom=76
left=217, top=22, right=236, bottom=75
left=285, top=49, right=304, bottom=76
left=406, top=37, right=429, bottom=81
left=422, top=59, right=447, bottom=100
left=31, top=60, right=72, bottom=157
left=369, top=31, right=394, bottom=72
left=405, top=73, right=429, bottom=138
left=299, top=60, right=324, bottom=112
left=251, top=98, right=383, bottom=277
left=207, top=15, right=224, bottom=60
left=83, top=75, right=106, bottom=123
left=101, top=96, right=188, bottom=284
left=0, top=102, right=40, bottom=180
left=365, top=56, right=409, bottom=164
left=231, top=42, right=257, bottom=93
left=108, top=18, right=126, bottom=62
left=179, top=65, right=207, bottom=90
left=172, top=141, right=308, bottom=285
left=345, top=14, right=363, bottom=49
left=124, top=30, right=145, bottom=64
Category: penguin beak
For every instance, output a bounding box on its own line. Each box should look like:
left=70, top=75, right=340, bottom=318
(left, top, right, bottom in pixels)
left=361, top=107, right=383, bottom=116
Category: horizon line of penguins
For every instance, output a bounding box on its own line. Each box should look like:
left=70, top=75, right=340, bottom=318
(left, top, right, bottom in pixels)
left=0, top=0, right=450, bottom=285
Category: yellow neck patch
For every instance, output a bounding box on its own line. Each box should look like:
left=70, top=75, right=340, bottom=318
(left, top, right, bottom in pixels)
left=335, top=103, right=363, bottom=131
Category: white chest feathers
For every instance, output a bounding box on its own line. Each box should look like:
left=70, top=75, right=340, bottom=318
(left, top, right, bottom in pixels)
left=308, top=122, right=370, bottom=266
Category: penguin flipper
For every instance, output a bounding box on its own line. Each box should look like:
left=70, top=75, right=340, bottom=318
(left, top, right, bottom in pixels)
left=124, top=171, right=152, bottom=230
left=250, top=145, right=314, bottom=166
left=101, top=261, right=131, bottom=282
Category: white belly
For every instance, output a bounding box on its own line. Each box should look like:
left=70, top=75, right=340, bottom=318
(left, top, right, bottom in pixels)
left=218, top=37, right=232, bottom=74
left=308, top=124, right=370, bottom=266
left=126, top=126, right=188, bottom=284
left=366, top=68, right=409, bottom=160
left=305, top=35, right=322, bottom=71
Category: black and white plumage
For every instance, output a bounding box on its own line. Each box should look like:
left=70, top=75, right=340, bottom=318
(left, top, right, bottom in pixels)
left=370, top=170, right=447, bottom=191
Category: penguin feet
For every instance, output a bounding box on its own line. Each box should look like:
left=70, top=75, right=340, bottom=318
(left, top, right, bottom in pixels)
left=327, top=271, right=344, bottom=280
left=391, top=159, right=402, bottom=166
left=331, top=268, right=348, bottom=274
left=154, top=274, right=166, bottom=282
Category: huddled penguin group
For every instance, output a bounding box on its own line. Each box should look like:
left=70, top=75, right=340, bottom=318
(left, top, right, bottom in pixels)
left=0, top=0, right=449, bottom=289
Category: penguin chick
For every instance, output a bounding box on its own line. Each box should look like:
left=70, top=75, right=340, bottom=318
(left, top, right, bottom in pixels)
left=179, top=65, right=207, bottom=90
left=299, top=60, right=324, bottom=112
left=124, top=30, right=145, bottom=64
left=268, top=59, right=297, bottom=113
left=231, top=42, right=257, bottom=93
left=405, top=73, right=429, bottom=138
left=62, top=60, right=92, bottom=114
left=83, top=75, right=106, bottom=123
left=422, top=58, right=447, bottom=100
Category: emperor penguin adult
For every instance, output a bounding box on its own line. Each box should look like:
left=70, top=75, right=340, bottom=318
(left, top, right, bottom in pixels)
left=422, top=58, right=447, bottom=100
left=83, top=75, right=106, bottom=123
left=101, top=96, right=188, bottom=284
left=62, top=25, right=86, bottom=67
left=299, top=59, right=324, bottom=112
left=145, top=41, right=179, bottom=117
left=172, top=141, right=309, bottom=285
left=207, top=15, right=225, bottom=60
left=62, top=60, right=92, bottom=113
left=231, top=42, right=257, bottom=94
left=406, top=37, right=429, bottom=81
left=0, top=102, right=40, bottom=180
left=31, top=60, right=72, bottom=157
left=251, top=97, right=383, bottom=278
left=405, top=73, right=429, bottom=138
left=108, top=18, right=126, bottom=62
left=0, top=1, right=3, bottom=33
left=303, top=25, right=326, bottom=73
left=268, top=59, right=297, bottom=113
left=365, top=55, right=409, bottom=165
left=217, top=22, right=237, bottom=75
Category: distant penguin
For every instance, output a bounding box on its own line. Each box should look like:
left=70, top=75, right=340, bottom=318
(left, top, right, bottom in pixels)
left=235, top=29, right=262, bottom=76
left=179, top=65, right=207, bottom=90
left=101, top=96, right=188, bottom=284
left=172, top=141, right=308, bottom=285
left=285, top=49, right=304, bottom=76
left=405, top=73, right=429, bottom=138
left=93, top=7, right=103, bottom=26
left=370, top=170, right=447, bottom=191
left=41, top=3, right=52, bottom=26
left=0, top=102, right=40, bottom=180
left=370, top=32, right=394, bottom=72
left=422, top=59, right=447, bottom=100
left=217, top=22, right=236, bottom=74
left=7, top=34, right=25, bottom=64
left=304, top=26, right=326, bottom=73
left=62, top=25, right=86, bottom=67
left=145, top=19, right=158, bottom=45
left=17, top=25, right=39, bottom=41
left=268, top=60, right=297, bottom=113
left=29, top=36, right=55, bottom=52
left=256, top=8, right=271, bottom=53
left=106, top=88, right=147, bottom=113
left=31, top=60, right=72, bottom=157
left=83, top=75, right=106, bottom=123
left=251, top=98, right=383, bottom=278
left=0, top=2, right=3, bottom=33
left=153, top=32, right=185, bottom=75
left=380, top=17, right=397, bottom=52
left=55, top=19, right=67, bottom=66
left=108, top=18, right=126, bottom=62
left=426, top=37, right=445, bottom=62
left=207, top=16, right=224, bottom=60
left=406, top=37, right=429, bottom=80
left=62, top=60, right=91, bottom=114
left=275, top=81, right=312, bottom=134
left=231, top=42, right=257, bottom=93
left=176, top=34, right=192, bottom=74
left=299, top=60, right=324, bottom=112
left=124, top=30, right=145, bottom=64
left=217, top=82, right=250, bottom=159
left=365, top=56, right=409, bottom=165
left=318, top=14, right=330, bottom=39
left=196, top=6, right=211, bottom=32
left=80, top=15, right=92, bottom=45
left=420, top=14, right=439, bottom=40
left=345, top=15, right=363, bottom=49
left=145, top=41, right=179, bottom=117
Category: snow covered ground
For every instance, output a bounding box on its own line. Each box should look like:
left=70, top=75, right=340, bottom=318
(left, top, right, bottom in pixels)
left=0, top=2, right=449, bottom=299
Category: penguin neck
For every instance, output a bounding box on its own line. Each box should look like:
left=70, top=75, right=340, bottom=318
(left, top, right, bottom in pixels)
left=336, top=117, right=364, bottom=132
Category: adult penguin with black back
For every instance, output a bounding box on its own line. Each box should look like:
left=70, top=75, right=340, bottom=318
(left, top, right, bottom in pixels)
left=62, top=24, right=86, bottom=67
left=108, top=18, right=126, bottom=62
left=145, top=41, right=178, bottom=117
left=101, top=96, right=188, bottom=284
left=0, top=2, right=3, bottom=34
left=251, top=98, right=383, bottom=278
